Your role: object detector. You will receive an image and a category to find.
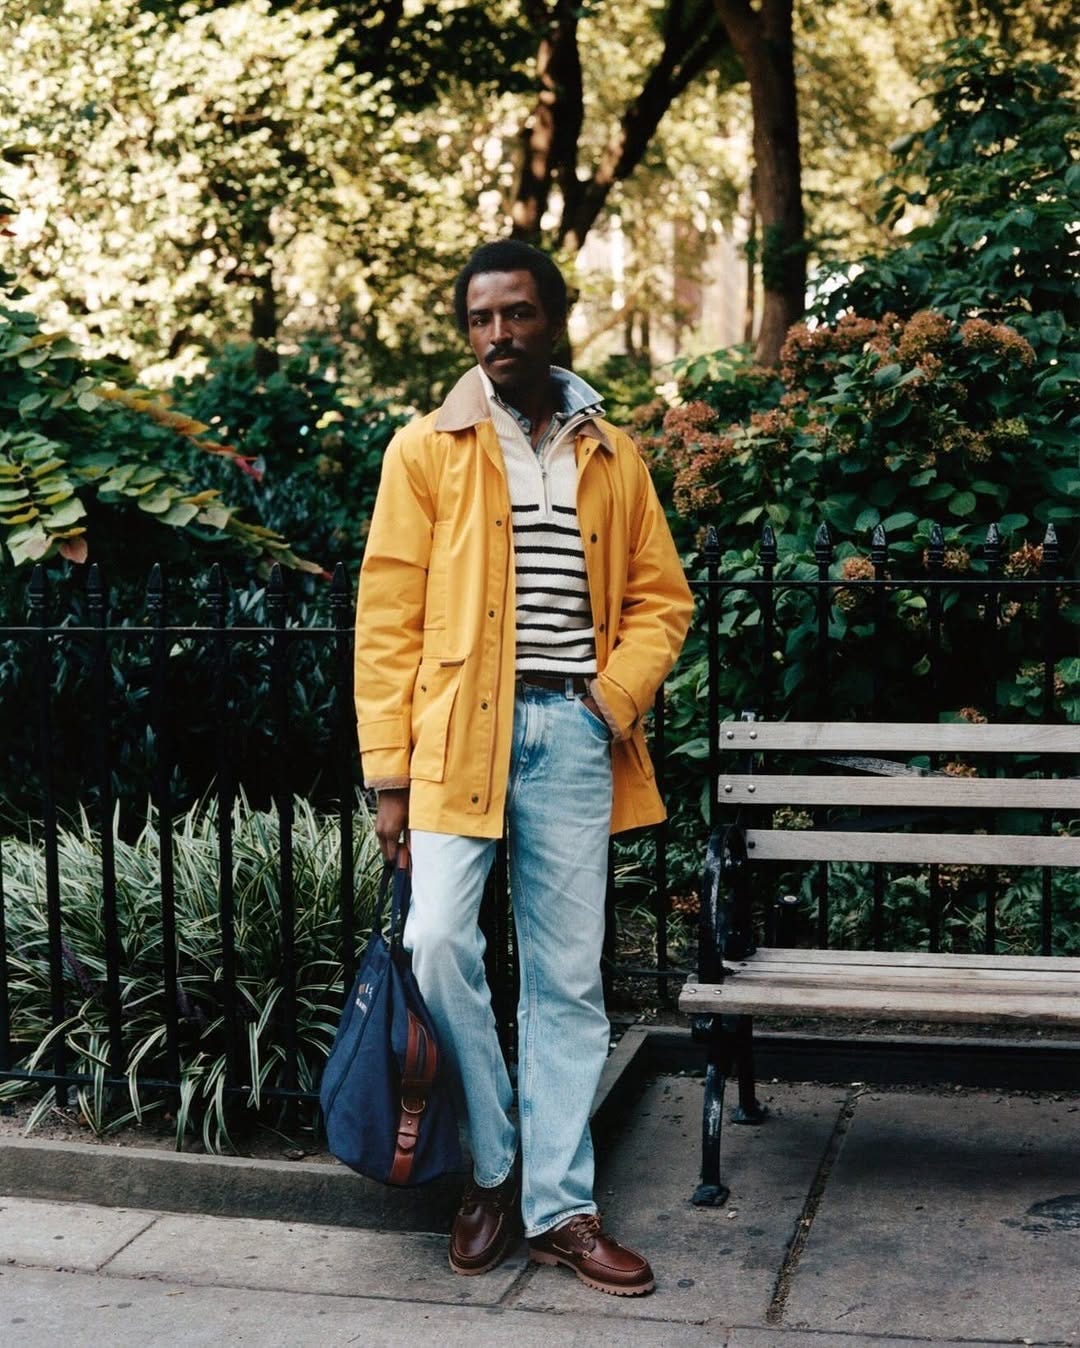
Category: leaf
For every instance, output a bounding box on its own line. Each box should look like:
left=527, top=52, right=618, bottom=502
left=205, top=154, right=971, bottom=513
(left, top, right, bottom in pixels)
left=881, top=511, right=918, bottom=532
left=948, top=491, right=976, bottom=517
left=59, top=537, right=89, bottom=564
left=997, top=513, right=1028, bottom=535
left=43, top=497, right=87, bottom=528
left=872, top=363, right=903, bottom=388
left=138, top=493, right=178, bottom=515
left=8, top=526, right=51, bottom=565
left=161, top=502, right=200, bottom=528
left=855, top=507, right=881, bottom=533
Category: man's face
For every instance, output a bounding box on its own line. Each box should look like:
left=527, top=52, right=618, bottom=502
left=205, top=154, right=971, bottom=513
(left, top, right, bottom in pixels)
left=465, top=269, right=562, bottom=401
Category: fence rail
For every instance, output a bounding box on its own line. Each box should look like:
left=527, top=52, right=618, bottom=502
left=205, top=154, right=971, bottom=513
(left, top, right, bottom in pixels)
left=1, top=518, right=1077, bottom=1114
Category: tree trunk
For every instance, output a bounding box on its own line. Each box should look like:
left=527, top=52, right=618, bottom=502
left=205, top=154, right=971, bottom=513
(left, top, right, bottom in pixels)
left=250, top=217, right=279, bottom=379
left=512, top=1, right=727, bottom=257
left=511, top=0, right=584, bottom=241
left=712, top=0, right=804, bottom=366
left=743, top=180, right=757, bottom=345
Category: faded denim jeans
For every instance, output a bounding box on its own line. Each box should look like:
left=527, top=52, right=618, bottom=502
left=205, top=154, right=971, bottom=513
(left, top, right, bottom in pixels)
left=405, top=682, right=613, bottom=1238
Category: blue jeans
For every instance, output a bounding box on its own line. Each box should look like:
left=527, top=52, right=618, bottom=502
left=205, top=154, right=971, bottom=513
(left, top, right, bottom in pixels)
left=405, top=683, right=613, bottom=1238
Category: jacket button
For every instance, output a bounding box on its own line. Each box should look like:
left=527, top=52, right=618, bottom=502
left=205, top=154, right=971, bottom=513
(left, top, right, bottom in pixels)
left=495, top=518, right=503, bottom=527
left=481, top=701, right=489, bottom=710
left=470, top=794, right=479, bottom=804
left=598, top=623, right=605, bottom=633
left=420, top=683, right=427, bottom=692
left=488, top=609, right=495, bottom=618
left=590, top=533, right=597, bottom=543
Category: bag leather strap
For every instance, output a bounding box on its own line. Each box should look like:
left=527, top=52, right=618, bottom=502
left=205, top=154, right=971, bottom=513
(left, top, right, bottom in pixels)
left=387, top=1008, right=439, bottom=1185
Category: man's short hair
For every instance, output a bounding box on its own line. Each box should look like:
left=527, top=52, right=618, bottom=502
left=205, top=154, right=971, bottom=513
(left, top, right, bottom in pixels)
left=453, top=241, right=568, bottom=332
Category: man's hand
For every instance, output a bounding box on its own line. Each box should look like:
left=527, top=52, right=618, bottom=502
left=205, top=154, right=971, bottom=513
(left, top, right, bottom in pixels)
left=375, top=787, right=410, bottom=861
left=581, top=694, right=611, bottom=735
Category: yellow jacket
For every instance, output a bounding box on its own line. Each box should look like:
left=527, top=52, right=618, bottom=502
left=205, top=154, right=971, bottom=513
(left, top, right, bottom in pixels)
left=354, top=368, right=693, bottom=838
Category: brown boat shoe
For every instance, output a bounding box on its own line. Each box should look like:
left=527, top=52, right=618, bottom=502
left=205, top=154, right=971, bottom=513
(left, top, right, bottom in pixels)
left=529, top=1213, right=655, bottom=1296
left=448, top=1164, right=522, bottom=1276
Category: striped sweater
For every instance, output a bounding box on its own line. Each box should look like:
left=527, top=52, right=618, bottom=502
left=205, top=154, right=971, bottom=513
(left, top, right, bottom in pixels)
left=480, top=366, right=603, bottom=678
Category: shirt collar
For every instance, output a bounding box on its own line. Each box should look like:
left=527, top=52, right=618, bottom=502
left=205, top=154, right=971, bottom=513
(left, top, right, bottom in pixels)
left=433, top=366, right=614, bottom=452
left=478, top=365, right=604, bottom=434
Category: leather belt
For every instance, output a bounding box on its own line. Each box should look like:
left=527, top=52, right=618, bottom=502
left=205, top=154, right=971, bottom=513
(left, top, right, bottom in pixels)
left=516, top=673, right=592, bottom=697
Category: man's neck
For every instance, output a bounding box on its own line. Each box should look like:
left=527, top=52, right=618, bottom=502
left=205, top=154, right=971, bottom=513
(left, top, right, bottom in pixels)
left=497, top=374, right=554, bottom=432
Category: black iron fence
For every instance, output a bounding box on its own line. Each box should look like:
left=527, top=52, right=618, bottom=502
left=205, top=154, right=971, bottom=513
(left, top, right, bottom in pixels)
left=0, top=519, right=1076, bottom=1114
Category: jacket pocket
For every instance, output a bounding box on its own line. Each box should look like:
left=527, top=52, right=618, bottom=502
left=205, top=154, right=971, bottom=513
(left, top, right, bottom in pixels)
left=410, top=658, right=463, bottom=783
left=423, top=521, right=452, bottom=631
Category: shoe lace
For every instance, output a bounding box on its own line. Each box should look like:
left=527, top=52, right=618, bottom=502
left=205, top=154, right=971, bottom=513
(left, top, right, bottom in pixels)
left=564, top=1213, right=602, bottom=1245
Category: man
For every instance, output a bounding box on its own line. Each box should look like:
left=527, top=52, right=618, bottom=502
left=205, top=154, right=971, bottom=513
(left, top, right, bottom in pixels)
left=354, top=240, right=692, bottom=1297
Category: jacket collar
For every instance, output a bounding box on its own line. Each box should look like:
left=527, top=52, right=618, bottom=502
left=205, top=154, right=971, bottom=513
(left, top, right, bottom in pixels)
left=434, top=366, right=615, bottom=453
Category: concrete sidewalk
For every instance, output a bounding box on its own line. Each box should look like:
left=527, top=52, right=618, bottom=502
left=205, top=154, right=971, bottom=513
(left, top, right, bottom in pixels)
left=2, top=1077, right=1079, bottom=1346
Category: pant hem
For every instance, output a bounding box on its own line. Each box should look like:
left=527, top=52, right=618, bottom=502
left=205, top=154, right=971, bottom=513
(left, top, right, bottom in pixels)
left=473, top=1155, right=517, bottom=1190
left=524, top=1203, right=597, bottom=1241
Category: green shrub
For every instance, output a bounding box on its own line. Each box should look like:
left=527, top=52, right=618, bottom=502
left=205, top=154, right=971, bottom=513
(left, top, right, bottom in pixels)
left=0, top=793, right=382, bottom=1150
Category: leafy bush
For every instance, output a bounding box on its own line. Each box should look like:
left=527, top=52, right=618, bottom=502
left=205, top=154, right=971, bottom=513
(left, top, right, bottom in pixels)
left=0, top=262, right=320, bottom=588
left=0, top=793, right=382, bottom=1150
left=171, top=338, right=407, bottom=577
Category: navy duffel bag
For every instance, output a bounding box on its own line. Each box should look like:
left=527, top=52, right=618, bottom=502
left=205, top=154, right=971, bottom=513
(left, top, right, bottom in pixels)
left=320, top=853, right=461, bottom=1185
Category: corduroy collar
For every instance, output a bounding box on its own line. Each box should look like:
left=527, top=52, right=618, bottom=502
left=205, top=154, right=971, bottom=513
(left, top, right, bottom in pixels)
left=434, top=366, right=615, bottom=452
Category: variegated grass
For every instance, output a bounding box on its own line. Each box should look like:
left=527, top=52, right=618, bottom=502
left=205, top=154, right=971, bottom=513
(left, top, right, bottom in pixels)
left=0, top=791, right=381, bottom=1151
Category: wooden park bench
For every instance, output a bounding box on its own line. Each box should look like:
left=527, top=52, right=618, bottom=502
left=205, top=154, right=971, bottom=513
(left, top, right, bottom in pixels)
left=678, top=719, right=1080, bottom=1207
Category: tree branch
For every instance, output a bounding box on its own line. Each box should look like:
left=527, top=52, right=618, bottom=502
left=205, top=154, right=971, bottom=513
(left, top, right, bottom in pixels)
left=558, top=8, right=728, bottom=252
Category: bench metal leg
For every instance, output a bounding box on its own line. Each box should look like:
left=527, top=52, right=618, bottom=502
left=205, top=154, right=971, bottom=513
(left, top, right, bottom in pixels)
left=732, top=1014, right=768, bottom=1125
left=692, top=1014, right=735, bottom=1206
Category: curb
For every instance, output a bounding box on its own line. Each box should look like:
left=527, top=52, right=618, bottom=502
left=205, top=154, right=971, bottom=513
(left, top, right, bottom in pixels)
left=0, top=1027, right=656, bottom=1231
left=4, top=1025, right=1077, bottom=1230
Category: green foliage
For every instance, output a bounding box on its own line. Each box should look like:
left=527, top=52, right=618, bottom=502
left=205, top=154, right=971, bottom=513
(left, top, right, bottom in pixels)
left=172, top=338, right=406, bottom=574
left=788, top=854, right=1080, bottom=957
left=0, top=572, right=362, bottom=834
left=620, top=42, right=1080, bottom=910
left=822, top=39, right=1080, bottom=354
left=0, top=265, right=320, bottom=582
left=0, top=793, right=382, bottom=1150
left=652, top=308, right=1071, bottom=554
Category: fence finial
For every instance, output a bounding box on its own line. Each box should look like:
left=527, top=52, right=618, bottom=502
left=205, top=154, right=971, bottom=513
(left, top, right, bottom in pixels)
left=145, top=563, right=164, bottom=621
left=266, top=562, right=285, bottom=625
left=704, top=525, right=719, bottom=566
left=814, top=521, right=833, bottom=565
left=87, top=563, right=104, bottom=619
left=28, top=564, right=46, bottom=619
left=871, top=523, right=888, bottom=567
left=1041, top=523, right=1060, bottom=572
left=330, top=562, right=350, bottom=599
left=207, top=562, right=229, bottom=623
left=984, top=522, right=1002, bottom=567
left=760, top=522, right=777, bottom=566
left=928, top=522, right=945, bottom=569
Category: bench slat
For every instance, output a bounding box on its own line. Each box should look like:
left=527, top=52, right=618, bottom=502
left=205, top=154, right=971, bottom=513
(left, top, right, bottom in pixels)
left=679, top=976, right=1080, bottom=1025
left=721, top=721, right=1080, bottom=754
left=745, top=829, right=1080, bottom=867
left=738, top=947, right=1080, bottom=974
left=720, top=775, right=1080, bottom=809
left=722, top=965, right=1080, bottom=994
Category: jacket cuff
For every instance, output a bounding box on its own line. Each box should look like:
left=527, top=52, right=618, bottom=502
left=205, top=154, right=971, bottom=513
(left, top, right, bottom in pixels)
left=368, top=776, right=411, bottom=791
left=589, top=676, right=636, bottom=742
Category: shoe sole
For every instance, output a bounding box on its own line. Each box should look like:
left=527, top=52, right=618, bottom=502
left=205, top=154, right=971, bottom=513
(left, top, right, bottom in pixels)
left=529, top=1247, right=655, bottom=1296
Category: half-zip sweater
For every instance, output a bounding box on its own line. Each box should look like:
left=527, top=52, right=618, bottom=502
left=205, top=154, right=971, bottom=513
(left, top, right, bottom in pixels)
left=480, top=366, right=603, bottom=678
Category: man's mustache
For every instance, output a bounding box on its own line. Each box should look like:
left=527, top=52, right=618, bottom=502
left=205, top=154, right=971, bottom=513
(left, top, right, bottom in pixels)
left=485, top=345, right=526, bottom=365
